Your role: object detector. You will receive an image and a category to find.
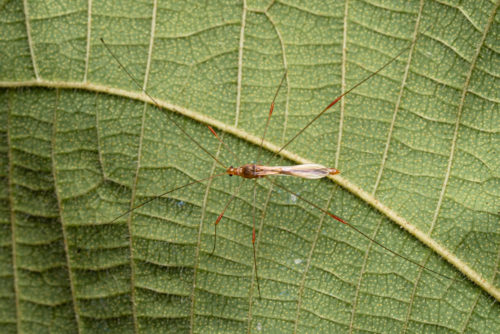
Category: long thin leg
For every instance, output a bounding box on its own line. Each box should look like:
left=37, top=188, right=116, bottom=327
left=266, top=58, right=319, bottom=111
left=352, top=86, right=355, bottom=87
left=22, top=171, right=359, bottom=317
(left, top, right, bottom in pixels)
left=250, top=71, right=287, bottom=299
left=208, top=125, right=241, bottom=166
left=266, top=44, right=414, bottom=165
left=256, top=71, right=287, bottom=165
left=100, top=38, right=227, bottom=170
left=78, top=172, right=227, bottom=254
left=267, top=178, right=456, bottom=281
left=211, top=180, right=244, bottom=255
left=252, top=178, right=261, bottom=298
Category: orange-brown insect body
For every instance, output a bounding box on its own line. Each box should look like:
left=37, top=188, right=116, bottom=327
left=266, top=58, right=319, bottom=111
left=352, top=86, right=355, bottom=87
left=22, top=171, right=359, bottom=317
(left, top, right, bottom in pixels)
left=226, top=164, right=265, bottom=179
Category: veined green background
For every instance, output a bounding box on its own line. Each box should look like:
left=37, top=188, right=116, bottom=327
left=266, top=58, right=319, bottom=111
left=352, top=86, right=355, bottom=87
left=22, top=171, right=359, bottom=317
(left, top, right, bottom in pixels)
left=1, top=0, right=499, bottom=333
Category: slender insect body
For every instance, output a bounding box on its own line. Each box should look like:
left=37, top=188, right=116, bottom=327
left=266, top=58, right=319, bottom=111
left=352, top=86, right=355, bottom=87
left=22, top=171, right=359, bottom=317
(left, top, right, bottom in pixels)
left=226, top=163, right=339, bottom=179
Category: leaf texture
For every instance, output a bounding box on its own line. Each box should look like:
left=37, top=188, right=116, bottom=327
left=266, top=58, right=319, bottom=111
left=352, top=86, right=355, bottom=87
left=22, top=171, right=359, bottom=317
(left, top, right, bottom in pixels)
left=0, top=0, right=499, bottom=333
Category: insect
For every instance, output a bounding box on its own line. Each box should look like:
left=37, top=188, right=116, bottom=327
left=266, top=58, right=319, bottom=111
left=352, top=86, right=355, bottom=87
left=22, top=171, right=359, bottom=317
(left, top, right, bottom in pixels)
left=99, top=32, right=455, bottom=303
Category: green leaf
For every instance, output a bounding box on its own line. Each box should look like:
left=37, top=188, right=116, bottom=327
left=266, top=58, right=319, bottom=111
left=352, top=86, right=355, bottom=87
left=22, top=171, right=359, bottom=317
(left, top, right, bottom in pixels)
left=1, top=0, right=499, bottom=333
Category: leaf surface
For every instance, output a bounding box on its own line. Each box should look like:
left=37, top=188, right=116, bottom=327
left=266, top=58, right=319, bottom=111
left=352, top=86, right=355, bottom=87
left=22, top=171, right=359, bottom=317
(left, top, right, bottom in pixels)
left=1, top=0, right=499, bottom=333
